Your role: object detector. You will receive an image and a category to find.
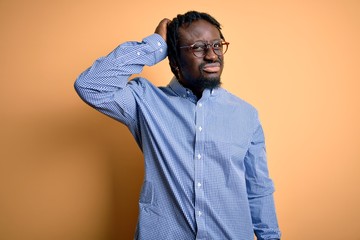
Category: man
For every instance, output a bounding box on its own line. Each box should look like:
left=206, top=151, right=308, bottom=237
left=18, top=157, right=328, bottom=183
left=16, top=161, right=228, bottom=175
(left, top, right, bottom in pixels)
left=75, top=11, right=281, bottom=240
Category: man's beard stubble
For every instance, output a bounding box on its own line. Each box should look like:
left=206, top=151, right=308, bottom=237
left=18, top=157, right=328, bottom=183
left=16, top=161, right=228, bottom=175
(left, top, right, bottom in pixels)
left=196, top=60, right=222, bottom=90
left=196, top=76, right=221, bottom=90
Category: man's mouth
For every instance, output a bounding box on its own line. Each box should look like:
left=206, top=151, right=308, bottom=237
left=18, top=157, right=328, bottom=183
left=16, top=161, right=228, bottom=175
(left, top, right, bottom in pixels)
left=202, top=62, right=221, bottom=73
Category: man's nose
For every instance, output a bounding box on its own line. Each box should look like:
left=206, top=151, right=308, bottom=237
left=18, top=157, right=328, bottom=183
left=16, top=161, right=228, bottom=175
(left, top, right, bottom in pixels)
left=204, top=46, right=217, bottom=60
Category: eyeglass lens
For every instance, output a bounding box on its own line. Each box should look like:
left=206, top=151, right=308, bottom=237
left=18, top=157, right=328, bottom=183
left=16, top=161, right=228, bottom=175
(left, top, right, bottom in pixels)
left=191, top=41, right=228, bottom=57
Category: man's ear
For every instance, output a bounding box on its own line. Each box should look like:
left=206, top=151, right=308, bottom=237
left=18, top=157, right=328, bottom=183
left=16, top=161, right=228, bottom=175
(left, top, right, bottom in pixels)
left=170, top=61, right=179, bottom=72
left=170, top=62, right=180, bottom=79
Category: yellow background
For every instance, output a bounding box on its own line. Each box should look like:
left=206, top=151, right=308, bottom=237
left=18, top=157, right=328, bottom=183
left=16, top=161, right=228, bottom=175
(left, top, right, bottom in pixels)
left=1, top=0, right=359, bottom=239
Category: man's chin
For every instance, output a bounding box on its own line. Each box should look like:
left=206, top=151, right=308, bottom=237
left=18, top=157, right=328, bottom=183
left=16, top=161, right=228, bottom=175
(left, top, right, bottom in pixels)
left=200, top=77, right=221, bottom=90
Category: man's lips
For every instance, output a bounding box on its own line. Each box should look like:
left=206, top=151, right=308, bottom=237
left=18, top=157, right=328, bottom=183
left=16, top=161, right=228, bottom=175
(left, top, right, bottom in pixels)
left=202, top=62, right=221, bottom=73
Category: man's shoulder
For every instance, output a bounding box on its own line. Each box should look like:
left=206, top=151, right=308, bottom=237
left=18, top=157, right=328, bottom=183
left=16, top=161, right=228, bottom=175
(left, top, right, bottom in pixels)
left=219, top=88, right=257, bottom=113
left=128, top=77, right=159, bottom=90
left=128, top=77, right=172, bottom=98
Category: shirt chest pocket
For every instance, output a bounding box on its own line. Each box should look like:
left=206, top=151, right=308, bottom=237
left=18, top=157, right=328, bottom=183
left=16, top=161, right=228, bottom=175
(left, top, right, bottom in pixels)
left=204, top=115, right=250, bottom=160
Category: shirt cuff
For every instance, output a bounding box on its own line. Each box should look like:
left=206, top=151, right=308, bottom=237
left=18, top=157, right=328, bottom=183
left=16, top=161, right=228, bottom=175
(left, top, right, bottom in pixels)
left=143, top=34, right=168, bottom=65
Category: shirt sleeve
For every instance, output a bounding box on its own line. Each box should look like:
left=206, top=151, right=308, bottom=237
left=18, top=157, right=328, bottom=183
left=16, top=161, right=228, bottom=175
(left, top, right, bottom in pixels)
left=244, top=116, right=282, bottom=240
left=74, top=33, right=167, bottom=127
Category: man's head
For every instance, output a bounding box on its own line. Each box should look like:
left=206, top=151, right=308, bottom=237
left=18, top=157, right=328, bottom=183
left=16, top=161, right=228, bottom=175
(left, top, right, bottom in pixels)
left=167, top=11, right=228, bottom=95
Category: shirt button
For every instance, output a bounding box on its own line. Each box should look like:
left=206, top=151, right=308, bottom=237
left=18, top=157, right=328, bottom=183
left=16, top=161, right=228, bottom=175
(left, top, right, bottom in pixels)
left=197, top=154, right=202, bottom=160
left=198, top=103, right=203, bottom=107
left=159, top=48, right=163, bottom=52
left=137, top=52, right=140, bottom=56
left=157, top=42, right=161, bottom=46
left=198, top=126, right=202, bottom=132
left=198, top=211, right=202, bottom=217
left=197, top=182, right=202, bottom=188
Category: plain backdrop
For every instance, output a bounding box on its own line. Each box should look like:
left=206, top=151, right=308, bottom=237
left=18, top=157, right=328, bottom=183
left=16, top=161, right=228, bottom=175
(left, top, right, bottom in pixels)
left=1, top=0, right=359, bottom=239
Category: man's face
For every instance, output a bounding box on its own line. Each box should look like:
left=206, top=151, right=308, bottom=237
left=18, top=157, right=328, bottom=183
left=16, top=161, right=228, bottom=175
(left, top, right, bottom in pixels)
left=177, top=19, right=224, bottom=92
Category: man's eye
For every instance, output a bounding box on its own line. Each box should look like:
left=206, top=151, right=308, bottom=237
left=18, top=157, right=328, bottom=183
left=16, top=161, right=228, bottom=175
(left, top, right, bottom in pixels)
left=192, top=44, right=205, bottom=51
left=213, top=42, right=222, bottom=48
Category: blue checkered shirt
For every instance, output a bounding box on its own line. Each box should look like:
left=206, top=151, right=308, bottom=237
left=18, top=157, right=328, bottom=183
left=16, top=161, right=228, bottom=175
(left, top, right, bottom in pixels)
left=75, top=34, right=281, bottom=240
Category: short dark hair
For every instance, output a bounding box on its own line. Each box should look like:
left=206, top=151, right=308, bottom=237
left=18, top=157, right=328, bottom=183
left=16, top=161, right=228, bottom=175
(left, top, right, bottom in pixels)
left=166, top=11, right=225, bottom=79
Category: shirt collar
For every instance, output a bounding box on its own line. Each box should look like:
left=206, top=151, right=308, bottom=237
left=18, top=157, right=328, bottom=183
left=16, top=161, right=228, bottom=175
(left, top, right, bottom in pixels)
left=168, top=77, right=220, bottom=102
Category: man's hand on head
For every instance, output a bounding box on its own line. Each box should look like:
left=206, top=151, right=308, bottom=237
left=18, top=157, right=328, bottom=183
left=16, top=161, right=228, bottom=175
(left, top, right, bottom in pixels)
left=155, top=18, right=171, bottom=42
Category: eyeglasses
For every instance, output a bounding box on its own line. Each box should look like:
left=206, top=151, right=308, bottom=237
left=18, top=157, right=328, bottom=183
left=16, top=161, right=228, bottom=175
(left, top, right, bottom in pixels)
left=179, top=40, right=230, bottom=58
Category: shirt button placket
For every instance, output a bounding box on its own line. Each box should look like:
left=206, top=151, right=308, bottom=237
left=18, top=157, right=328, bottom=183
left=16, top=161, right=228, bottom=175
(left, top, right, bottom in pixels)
left=194, top=101, right=206, bottom=238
